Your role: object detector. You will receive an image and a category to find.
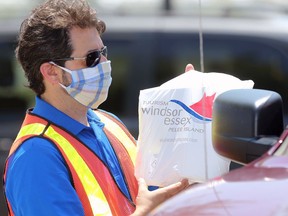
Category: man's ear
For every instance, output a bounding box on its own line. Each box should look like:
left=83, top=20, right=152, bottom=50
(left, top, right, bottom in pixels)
left=40, top=62, right=61, bottom=84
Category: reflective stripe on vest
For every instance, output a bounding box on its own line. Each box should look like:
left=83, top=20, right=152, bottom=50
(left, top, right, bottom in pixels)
left=96, top=111, right=136, bottom=165
left=95, top=110, right=138, bottom=201
left=4, top=110, right=137, bottom=216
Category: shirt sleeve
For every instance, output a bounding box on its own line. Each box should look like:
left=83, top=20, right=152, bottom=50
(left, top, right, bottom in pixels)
left=5, top=137, right=85, bottom=216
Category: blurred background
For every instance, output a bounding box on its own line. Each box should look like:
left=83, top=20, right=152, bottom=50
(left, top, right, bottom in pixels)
left=1, top=0, right=288, bottom=214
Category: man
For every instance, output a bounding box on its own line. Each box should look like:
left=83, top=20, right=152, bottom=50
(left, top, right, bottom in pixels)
left=3, top=0, right=191, bottom=215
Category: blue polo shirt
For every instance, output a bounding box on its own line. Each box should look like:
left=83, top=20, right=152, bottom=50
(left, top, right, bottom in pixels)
left=5, top=97, right=132, bottom=216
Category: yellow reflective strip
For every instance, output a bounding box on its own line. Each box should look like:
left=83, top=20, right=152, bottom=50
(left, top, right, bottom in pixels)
left=45, top=126, right=112, bottom=216
left=96, top=112, right=136, bottom=165
left=15, top=123, right=46, bottom=140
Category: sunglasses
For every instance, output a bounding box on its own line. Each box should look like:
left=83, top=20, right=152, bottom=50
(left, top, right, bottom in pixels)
left=53, top=46, right=108, bottom=68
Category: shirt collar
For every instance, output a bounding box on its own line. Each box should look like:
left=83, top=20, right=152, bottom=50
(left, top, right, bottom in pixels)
left=32, top=96, right=88, bottom=135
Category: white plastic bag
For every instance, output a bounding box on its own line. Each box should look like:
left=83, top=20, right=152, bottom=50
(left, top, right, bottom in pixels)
left=135, top=70, right=254, bottom=187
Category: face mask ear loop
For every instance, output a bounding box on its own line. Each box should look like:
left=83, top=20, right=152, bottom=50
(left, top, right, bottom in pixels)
left=49, top=61, right=72, bottom=89
left=49, top=61, right=72, bottom=75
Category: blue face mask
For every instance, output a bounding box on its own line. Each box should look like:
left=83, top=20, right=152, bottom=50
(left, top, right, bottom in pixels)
left=51, top=60, right=112, bottom=109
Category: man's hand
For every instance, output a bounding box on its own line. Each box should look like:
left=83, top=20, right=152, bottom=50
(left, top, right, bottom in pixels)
left=185, top=63, right=194, bottom=72
left=131, top=178, right=189, bottom=216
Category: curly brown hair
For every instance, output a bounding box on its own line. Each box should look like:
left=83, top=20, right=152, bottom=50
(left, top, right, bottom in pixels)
left=16, top=0, right=106, bottom=95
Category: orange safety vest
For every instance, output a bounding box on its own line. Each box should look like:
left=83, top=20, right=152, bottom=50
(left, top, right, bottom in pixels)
left=3, top=110, right=138, bottom=216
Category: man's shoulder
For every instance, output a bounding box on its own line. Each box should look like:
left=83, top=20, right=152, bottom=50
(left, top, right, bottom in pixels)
left=5, top=136, right=68, bottom=189
left=8, top=136, right=63, bottom=168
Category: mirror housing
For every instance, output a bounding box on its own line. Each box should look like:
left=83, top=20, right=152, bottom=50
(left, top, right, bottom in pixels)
left=212, top=89, right=284, bottom=164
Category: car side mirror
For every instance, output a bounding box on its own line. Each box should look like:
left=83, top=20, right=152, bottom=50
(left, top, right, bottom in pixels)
left=212, top=89, right=284, bottom=165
